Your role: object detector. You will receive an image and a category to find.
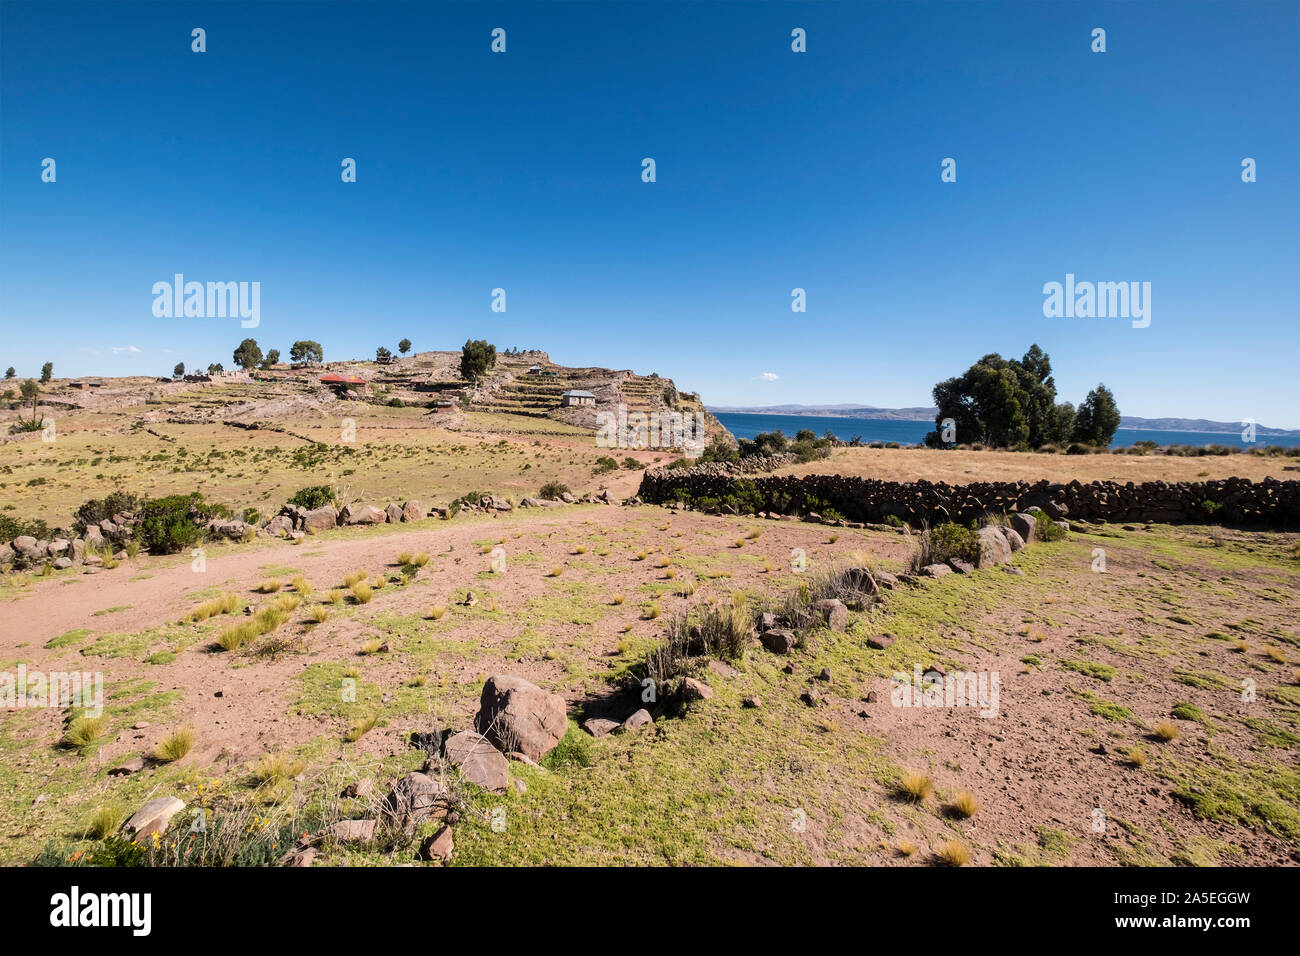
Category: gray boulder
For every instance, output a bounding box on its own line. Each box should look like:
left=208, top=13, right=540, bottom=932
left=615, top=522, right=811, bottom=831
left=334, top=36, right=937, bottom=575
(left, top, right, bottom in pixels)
left=976, top=526, right=1012, bottom=567
left=476, top=675, right=567, bottom=763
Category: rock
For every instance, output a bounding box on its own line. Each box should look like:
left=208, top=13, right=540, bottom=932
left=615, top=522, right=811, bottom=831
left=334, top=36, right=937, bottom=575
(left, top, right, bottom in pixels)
left=48, top=538, right=70, bottom=557
left=484, top=495, right=512, bottom=512
left=976, top=526, right=1012, bottom=567
left=83, top=553, right=103, bottom=567
left=867, top=633, right=896, bottom=650
left=620, top=709, right=652, bottom=731
left=843, top=567, right=878, bottom=594
left=108, top=755, right=146, bottom=776
left=1002, top=566, right=1026, bottom=576
left=1004, top=528, right=1026, bottom=552
left=461, top=590, right=478, bottom=607
left=401, top=500, right=423, bottom=522
left=816, top=668, right=832, bottom=682
left=443, top=731, right=509, bottom=792
left=124, top=796, right=186, bottom=838
left=759, top=611, right=777, bottom=630
left=742, top=696, right=762, bottom=708
left=301, top=506, right=337, bottom=533
left=865, top=690, right=881, bottom=704
left=0, top=543, right=14, bottom=567
left=559, top=492, right=577, bottom=504
left=682, top=677, right=714, bottom=701
left=1019, top=494, right=1068, bottom=520
left=947, top=557, right=975, bottom=574
left=706, top=660, right=738, bottom=679
left=82, top=526, right=104, bottom=548
left=518, top=497, right=560, bottom=508
left=132, top=721, right=150, bottom=730
left=342, top=779, right=374, bottom=799
left=385, top=503, right=404, bottom=524
left=800, top=687, right=823, bottom=707
left=384, top=772, right=448, bottom=832
left=476, top=675, right=568, bottom=763
left=1009, top=512, right=1037, bottom=544
left=920, top=563, right=953, bottom=578
left=342, top=504, right=385, bottom=525
left=264, top=514, right=294, bottom=536
left=285, top=846, right=317, bottom=867
left=513, top=777, right=528, bottom=794
left=506, top=751, right=539, bottom=766
left=1054, top=520, right=1070, bottom=533
left=760, top=629, right=797, bottom=654
left=810, top=598, right=849, bottom=631
left=53, top=557, right=73, bottom=570
left=582, top=718, right=619, bottom=738
left=420, top=825, right=454, bottom=862
left=331, top=819, right=378, bottom=844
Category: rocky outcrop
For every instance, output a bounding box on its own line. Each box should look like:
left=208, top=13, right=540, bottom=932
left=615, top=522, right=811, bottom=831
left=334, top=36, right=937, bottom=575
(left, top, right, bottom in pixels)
left=475, top=675, right=568, bottom=763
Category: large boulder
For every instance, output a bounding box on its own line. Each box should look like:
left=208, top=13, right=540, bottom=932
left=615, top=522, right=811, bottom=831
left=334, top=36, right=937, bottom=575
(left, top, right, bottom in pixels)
left=264, top=514, right=295, bottom=536
left=760, top=629, right=797, bottom=654
left=81, top=525, right=104, bottom=549
left=976, top=526, right=1012, bottom=567
left=0, top=542, right=14, bottom=567
left=1008, top=512, right=1037, bottom=544
left=401, top=500, right=423, bottom=522
left=385, top=503, right=404, bottom=524
left=301, top=506, right=338, bottom=533
left=443, top=731, right=509, bottom=792
left=810, top=598, right=849, bottom=631
left=341, top=504, right=385, bottom=525
left=475, top=675, right=567, bottom=763
left=1004, top=528, right=1026, bottom=552
left=1019, top=494, right=1068, bottom=520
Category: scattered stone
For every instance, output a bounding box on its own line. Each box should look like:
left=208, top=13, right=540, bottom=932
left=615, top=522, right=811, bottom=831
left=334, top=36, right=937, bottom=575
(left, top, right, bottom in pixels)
left=132, top=721, right=150, bottom=730
left=582, top=718, right=619, bottom=738
left=385, top=503, right=404, bottom=524
left=461, top=591, right=478, bottom=607
left=512, top=778, right=528, bottom=795
left=1001, top=566, right=1026, bottom=576
left=108, top=755, right=146, bottom=776
left=800, top=687, right=823, bottom=707
left=867, top=633, right=896, bottom=650
left=384, top=772, right=448, bottom=832
left=816, top=667, right=832, bottom=682
left=506, top=751, right=539, bottom=766
left=341, top=503, right=385, bottom=525
left=1004, top=528, right=1026, bottom=552
left=947, top=557, right=975, bottom=574
left=920, top=563, right=953, bottom=578
left=420, top=825, right=454, bottom=862
left=285, top=846, right=317, bottom=867
left=874, top=570, right=899, bottom=589
left=476, top=674, right=568, bottom=763
left=1009, top=512, right=1037, bottom=543
left=331, top=819, right=378, bottom=844
left=865, top=691, right=881, bottom=704
left=620, top=709, right=652, bottom=732
left=342, top=779, right=374, bottom=799
left=443, top=731, right=509, bottom=793
left=681, top=677, right=714, bottom=701
left=301, top=506, right=338, bottom=533
left=781, top=662, right=796, bottom=674
left=810, top=598, right=849, bottom=631
left=759, top=611, right=777, bottom=630
left=742, top=696, right=762, bottom=708
left=124, top=796, right=186, bottom=838
left=706, top=659, right=738, bottom=679
left=760, top=629, right=797, bottom=654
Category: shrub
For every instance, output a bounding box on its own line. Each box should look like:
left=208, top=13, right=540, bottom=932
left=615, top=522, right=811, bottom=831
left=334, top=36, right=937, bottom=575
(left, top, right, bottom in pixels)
left=593, top=456, right=618, bottom=475
left=896, top=770, right=934, bottom=803
left=539, top=481, right=569, bottom=500
left=1030, top=509, right=1068, bottom=542
left=937, top=840, right=971, bottom=866
left=946, top=790, right=980, bottom=818
left=286, top=485, right=336, bottom=511
left=135, top=493, right=213, bottom=555
left=85, top=805, right=128, bottom=840
left=61, top=715, right=107, bottom=750
left=910, top=522, right=980, bottom=571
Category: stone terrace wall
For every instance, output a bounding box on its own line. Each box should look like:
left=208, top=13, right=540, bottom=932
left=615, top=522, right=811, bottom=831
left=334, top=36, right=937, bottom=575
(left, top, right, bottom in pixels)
left=637, top=467, right=1300, bottom=527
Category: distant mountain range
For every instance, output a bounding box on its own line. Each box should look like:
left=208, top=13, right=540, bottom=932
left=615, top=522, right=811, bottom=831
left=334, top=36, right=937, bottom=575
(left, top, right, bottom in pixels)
left=707, top=404, right=1300, bottom=436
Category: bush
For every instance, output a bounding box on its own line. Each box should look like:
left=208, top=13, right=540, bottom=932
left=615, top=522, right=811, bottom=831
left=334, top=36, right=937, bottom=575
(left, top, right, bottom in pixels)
left=1030, top=509, right=1068, bottom=542
left=72, top=491, right=142, bottom=536
left=539, top=481, right=569, bottom=500
left=593, top=456, right=618, bottom=475
left=911, top=522, right=980, bottom=571
left=135, top=493, right=214, bottom=555
left=286, top=485, right=336, bottom=511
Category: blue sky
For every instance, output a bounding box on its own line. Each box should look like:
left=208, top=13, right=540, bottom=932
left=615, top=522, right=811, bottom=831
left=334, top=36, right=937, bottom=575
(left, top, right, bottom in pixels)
left=1, top=1, right=1297, bottom=426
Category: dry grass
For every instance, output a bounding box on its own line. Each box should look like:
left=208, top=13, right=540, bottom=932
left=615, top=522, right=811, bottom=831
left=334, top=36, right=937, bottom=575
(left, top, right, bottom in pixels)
left=945, top=790, right=980, bottom=818
left=185, top=592, right=240, bottom=623
left=1152, top=721, right=1180, bottom=742
left=345, top=716, right=378, bottom=742
left=153, top=727, right=196, bottom=763
left=936, top=840, right=971, bottom=866
left=351, top=582, right=373, bottom=604
left=84, top=805, right=128, bottom=839
left=896, top=770, right=933, bottom=803
left=428, top=604, right=447, bottom=620
left=255, top=579, right=282, bottom=594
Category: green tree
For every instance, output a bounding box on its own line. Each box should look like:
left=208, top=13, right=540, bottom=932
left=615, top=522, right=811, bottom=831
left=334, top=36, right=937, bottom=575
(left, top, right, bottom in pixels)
left=928, top=353, right=1028, bottom=448
left=40, top=362, right=53, bottom=384
left=173, top=362, right=185, bottom=378
left=19, top=379, right=39, bottom=424
left=398, top=338, right=412, bottom=355
left=1072, top=384, right=1121, bottom=446
left=460, top=339, right=497, bottom=381
left=4, top=367, right=14, bottom=380
left=233, top=338, right=263, bottom=370
left=261, top=349, right=280, bottom=368
left=289, top=340, right=323, bottom=364
left=207, top=362, right=224, bottom=374
left=1048, top=402, right=1076, bottom=445
left=376, top=346, right=392, bottom=363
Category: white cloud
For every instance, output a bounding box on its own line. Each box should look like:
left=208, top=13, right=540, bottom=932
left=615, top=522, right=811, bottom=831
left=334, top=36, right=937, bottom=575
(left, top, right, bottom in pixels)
left=760, top=372, right=779, bottom=382
left=111, top=346, right=142, bottom=354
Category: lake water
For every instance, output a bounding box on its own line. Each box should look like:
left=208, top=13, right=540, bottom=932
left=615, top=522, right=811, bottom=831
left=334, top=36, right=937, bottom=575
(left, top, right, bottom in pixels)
left=711, top=412, right=1300, bottom=451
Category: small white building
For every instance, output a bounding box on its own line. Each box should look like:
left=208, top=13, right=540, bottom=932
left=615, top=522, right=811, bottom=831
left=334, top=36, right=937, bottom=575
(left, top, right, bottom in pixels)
left=561, top=389, right=596, bottom=407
